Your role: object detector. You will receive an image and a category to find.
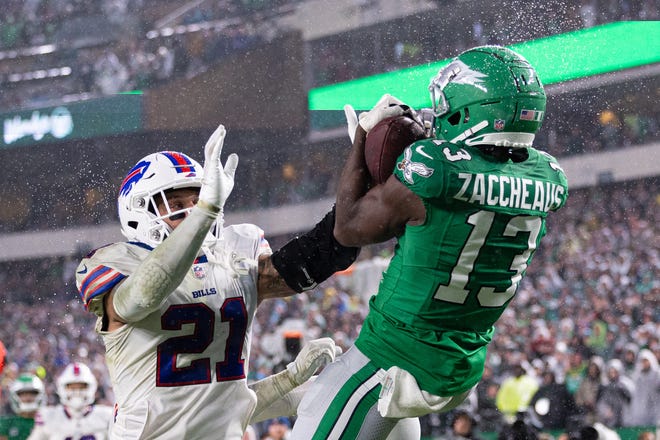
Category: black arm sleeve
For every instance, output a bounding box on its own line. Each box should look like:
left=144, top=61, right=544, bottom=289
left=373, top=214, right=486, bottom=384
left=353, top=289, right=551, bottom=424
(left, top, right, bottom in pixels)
left=271, top=206, right=360, bottom=292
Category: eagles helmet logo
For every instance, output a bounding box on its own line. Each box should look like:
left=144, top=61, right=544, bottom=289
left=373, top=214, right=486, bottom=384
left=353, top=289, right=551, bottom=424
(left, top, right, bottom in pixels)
left=447, top=60, right=489, bottom=92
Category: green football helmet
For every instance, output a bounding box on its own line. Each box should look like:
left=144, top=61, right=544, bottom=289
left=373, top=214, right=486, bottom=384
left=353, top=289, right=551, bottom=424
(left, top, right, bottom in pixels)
left=9, top=374, right=45, bottom=414
left=429, top=45, right=546, bottom=148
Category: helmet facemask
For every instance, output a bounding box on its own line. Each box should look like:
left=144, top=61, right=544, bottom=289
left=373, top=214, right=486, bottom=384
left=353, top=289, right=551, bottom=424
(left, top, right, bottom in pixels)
left=61, top=384, right=95, bottom=411
left=9, top=375, right=45, bottom=414
left=133, top=187, right=198, bottom=244
left=429, top=61, right=462, bottom=118
left=56, top=363, right=98, bottom=412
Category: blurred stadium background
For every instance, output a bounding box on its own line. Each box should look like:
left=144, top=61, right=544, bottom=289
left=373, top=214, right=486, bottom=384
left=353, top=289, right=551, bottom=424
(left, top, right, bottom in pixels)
left=0, top=0, right=657, bottom=438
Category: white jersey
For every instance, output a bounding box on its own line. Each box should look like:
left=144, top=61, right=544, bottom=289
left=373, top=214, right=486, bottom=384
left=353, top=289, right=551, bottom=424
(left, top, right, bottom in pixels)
left=28, top=404, right=113, bottom=440
left=75, top=224, right=271, bottom=440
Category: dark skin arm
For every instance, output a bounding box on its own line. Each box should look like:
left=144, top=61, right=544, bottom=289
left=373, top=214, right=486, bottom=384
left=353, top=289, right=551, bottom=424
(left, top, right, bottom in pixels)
left=256, top=254, right=296, bottom=303
left=334, top=126, right=426, bottom=247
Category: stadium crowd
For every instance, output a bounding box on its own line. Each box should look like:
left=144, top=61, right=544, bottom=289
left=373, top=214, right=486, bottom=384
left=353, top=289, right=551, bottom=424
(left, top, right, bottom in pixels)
left=0, top=176, right=657, bottom=437
left=1, top=1, right=658, bottom=438
left=1, top=0, right=658, bottom=111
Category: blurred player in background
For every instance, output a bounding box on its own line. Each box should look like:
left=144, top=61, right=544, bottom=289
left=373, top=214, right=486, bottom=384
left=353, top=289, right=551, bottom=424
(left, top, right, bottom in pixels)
left=27, top=362, right=113, bottom=440
left=291, top=45, right=568, bottom=439
left=75, top=124, right=358, bottom=439
left=0, top=374, right=44, bottom=440
left=0, top=341, right=5, bottom=376
left=0, top=340, right=5, bottom=404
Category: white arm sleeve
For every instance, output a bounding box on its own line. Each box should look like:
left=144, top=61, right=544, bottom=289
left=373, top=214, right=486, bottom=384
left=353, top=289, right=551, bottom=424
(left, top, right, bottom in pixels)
left=249, top=377, right=314, bottom=423
left=248, top=368, right=298, bottom=419
left=112, top=205, right=216, bottom=322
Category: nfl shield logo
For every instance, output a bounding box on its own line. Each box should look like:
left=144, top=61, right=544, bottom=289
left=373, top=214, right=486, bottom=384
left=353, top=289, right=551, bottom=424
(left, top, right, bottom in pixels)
left=494, top=119, right=505, bottom=131
left=193, top=265, right=205, bottom=279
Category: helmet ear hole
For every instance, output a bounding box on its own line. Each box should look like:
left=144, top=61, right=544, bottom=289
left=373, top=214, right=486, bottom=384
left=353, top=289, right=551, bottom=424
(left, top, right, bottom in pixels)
left=447, top=111, right=462, bottom=126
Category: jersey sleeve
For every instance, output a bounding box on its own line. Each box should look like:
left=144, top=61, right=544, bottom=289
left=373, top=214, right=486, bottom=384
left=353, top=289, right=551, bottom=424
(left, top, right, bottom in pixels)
left=392, top=139, right=448, bottom=200
left=75, top=243, right=146, bottom=316
left=536, top=149, right=569, bottom=211
left=222, top=223, right=272, bottom=259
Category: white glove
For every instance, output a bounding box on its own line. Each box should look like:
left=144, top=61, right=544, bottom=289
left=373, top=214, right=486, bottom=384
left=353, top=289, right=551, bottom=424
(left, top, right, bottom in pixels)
left=344, top=94, right=419, bottom=143
left=344, top=104, right=359, bottom=143
left=358, top=93, right=408, bottom=133
left=286, top=337, right=342, bottom=386
left=197, top=124, right=239, bottom=217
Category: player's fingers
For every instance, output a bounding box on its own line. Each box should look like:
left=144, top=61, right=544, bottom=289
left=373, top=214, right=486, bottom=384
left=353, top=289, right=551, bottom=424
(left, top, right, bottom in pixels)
left=384, top=95, right=404, bottom=106
left=223, top=153, right=239, bottom=180
left=344, top=105, right=358, bottom=125
left=204, top=124, right=226, bottom=163
left=374, top=93, right=404, bottom=109
left=382, top=105, right=406, bottom=120
left=344, top=105, right=358, bottom=143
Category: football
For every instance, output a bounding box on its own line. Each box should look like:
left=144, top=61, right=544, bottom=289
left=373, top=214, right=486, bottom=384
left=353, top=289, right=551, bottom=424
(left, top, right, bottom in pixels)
left=365, top=115, right=426, bottom=184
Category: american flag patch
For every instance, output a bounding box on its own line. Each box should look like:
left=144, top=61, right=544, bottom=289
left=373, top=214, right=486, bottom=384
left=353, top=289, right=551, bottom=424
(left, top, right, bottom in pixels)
left=519, top=109, right=544, bottom=121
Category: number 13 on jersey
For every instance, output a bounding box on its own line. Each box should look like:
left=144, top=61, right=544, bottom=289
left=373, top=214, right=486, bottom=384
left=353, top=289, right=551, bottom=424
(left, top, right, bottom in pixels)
left=434, top=210, right=542, bottom=307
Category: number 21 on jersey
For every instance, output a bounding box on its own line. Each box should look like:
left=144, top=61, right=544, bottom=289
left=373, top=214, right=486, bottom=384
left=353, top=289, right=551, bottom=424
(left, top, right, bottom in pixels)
left=157, top=298, right=248, bottom=386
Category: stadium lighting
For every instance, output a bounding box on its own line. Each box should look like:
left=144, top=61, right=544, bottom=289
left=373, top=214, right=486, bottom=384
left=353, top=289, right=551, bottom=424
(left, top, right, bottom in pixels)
left=308, top=21, right=660, bottom=111
left=4, top=66, right=71, bottom=83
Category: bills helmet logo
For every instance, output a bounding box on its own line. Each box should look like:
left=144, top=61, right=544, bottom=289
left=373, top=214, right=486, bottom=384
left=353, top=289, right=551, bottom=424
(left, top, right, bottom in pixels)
left=119, top=160, right=151, bottom=197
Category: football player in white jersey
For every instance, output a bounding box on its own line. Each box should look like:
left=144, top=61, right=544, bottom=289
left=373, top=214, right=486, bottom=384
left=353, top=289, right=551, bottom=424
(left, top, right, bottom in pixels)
left=75, top=125, right=359, bottom=439
left=28, top=362, right=113, bottom=440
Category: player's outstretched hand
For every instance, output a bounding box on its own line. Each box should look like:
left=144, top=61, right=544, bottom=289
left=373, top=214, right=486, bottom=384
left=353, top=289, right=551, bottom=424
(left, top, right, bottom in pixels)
left=345, top=94, right=417, bottom=143
left=287, top=337, right=342, bottom=386
left=198, top=124, right=239, bottom=217
left=358, top=94, right=408, bottom=133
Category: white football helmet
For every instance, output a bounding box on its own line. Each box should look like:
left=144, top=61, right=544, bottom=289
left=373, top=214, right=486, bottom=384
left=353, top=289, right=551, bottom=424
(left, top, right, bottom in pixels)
left=9, top=374, right=45, bottom=414
left=118, top=151, right=216, bottom=248
left=56, top=362, right=98, bottom=410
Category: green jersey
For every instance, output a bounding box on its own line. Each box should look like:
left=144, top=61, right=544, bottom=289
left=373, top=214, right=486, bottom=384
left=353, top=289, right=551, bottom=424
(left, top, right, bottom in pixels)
left=355, top=140, right=568, bottom=395
left=0, top=415, right=34, bottom=440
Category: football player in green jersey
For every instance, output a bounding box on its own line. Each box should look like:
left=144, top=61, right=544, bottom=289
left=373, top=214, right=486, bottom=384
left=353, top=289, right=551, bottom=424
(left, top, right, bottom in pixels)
left=0, top=375, right=44, bottom=440
left=290, top=46, right=568, bottom=439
